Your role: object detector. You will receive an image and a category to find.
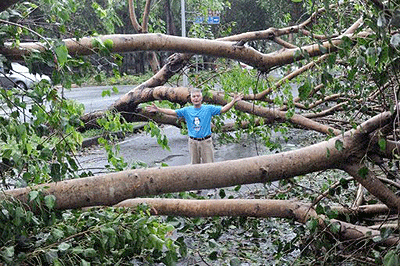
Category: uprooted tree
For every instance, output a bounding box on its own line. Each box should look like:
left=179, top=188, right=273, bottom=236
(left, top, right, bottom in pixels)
left=1, top=0, right=400, bottom=264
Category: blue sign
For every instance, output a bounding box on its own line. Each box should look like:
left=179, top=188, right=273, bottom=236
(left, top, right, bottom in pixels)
left=193, top=10, right=220, bottom=24
left=207, top=16, right=220, bottom=24
left=194, top=17, right=204, bottom=24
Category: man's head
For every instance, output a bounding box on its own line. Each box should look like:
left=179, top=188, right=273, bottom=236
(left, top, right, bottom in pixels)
left=190, top=88, right=203, bottom=108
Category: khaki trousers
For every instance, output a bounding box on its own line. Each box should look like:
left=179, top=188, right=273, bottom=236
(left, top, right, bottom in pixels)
left=188, top=137, right=214, bottom=164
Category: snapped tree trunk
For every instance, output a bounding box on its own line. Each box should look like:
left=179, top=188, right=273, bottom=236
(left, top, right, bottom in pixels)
left=4, top=110, right=399, bottom=213
left=115, top=198, right=399, bottom=246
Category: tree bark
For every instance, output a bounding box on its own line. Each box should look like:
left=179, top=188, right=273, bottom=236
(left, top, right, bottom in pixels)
left=3, top=134, right=344, bottom=209
left=0, top=33, right=349, bottom=72
left=115, top=198, right=399, bottom=246
left=0, top=1, right=20, bottom=13
left=332, top=204, right=391, bottom=216
left=4, top=113, right=392, bottom=210
left=116, top=198, right=315, bottom=223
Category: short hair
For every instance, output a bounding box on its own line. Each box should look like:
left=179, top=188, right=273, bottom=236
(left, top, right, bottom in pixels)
left=190, top=88, right=202, bottom=96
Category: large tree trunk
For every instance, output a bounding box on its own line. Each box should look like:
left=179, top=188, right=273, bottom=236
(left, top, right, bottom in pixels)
left=4, top=109, right=400, bottom=212
left=0, top=1, right=20, bottom=13
left=115, top=198, right=399, bottom=246
left=165, top=0, right=176, bottom=36
left=0, top=33, right=346, bottom=71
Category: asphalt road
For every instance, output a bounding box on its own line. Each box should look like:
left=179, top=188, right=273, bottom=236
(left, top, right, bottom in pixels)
left=63, top=85, right=267, bottom=170
left=77, top=124, right=268, bottom=172
left=63, top=85, right=134, bottom=113
left=65, top=85, right=310, bottom=172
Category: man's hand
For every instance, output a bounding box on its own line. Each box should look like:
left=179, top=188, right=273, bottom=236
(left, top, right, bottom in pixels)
left=145, top=103, right=177, bottom=116
left=146, top=103, right=159, bottom=113
left=233, top=93, right=243, bottom=103
left=220, top=93, right=244, bottom=114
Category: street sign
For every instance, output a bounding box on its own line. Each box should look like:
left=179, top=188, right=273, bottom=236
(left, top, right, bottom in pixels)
left=194, top=17, right=204, bottom=24
left=193, top=10, right=220, bottom=24
left=207, top=16, right=220, bottom=24
left=207, top=10, right=220, bottom=24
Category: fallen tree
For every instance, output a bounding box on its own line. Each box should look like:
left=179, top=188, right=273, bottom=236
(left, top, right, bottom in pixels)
left=1, top=0, right=400, bottom=264
left=4, top=106, right=400, bottom=213
left=115, top=198, right=399, bottom=246
left=2, top=0, right=400, bottom=232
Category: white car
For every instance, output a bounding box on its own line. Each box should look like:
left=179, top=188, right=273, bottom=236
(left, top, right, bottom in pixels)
left=0, top=62, right=51, bottom=90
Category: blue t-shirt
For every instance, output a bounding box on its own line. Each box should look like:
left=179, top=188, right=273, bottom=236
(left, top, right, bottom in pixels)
left=175, top=105, right=222, bottom=138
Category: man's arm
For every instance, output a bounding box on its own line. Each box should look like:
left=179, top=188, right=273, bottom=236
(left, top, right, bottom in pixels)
left=146, top=103, right=177, bottom=116
left=220, top=93, right=243, bottom=114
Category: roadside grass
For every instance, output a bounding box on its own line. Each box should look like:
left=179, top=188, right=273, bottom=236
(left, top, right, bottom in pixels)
left=81, top=128, right=106, bottom=139
left=81, top=122, right=146, bottom=139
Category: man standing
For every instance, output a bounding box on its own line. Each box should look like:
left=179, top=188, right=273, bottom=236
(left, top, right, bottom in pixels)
left=146, top=88, right=243, bottom=164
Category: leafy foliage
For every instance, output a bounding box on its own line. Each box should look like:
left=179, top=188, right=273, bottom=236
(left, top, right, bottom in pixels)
left=0, top=196, right=182, bottom=265
left=0, top=83, right=84, bottom=186
left=144, top=121, right=171, bottom=151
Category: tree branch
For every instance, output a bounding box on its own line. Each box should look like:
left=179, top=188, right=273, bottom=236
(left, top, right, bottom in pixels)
left=115, top=198, right=399, bottom=245
left=128, top=0, right=143, bottom=33
left=141, top=0, right=152, bottom=33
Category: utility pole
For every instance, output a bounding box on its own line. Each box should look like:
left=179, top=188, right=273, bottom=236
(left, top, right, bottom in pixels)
left=181, top=0, right=188, bottom=87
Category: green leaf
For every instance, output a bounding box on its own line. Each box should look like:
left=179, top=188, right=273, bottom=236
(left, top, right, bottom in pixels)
left=306, top=218, right=319, bottom=233
left=50, top=163, right=62, bottom=182
left=83, top=248, right=97, bottom=258
left=81, top=259, right=90, bottom=266
left=326, top=208, right=339, bottom=219
left=326, top=148, right=331, bottom=158
left=298, top=81, right=312, bottom=100
left=40, top=148, right=53, bottom=160
left=378, top=138, right=387, bottom=151
left=358, top=167, right=369, bottom=178
left=219, top=189, right=226, bottom=199
left=330, top=222, right=341, bottom=234
left=72, top=248, right=84, bottom=254
left=176, top=236, right=187, bottom=257
left=149, top=234, right=164, bottom=250
left=384, top=250, right=400, bottom=266
left=319, top=43, right=327, bottom=54
left=29, top=190, right=40, bottom=202
left=55, top=45, right=69, bottom=67
left=208, top=239, right=218, bottom=248
left=380, top=227, right=393, bottom=240
left=101, top=227, right=116, bottom=237
left=44, top=195, right=56, bottom=210
left=1, top=246, right=14, bottom=263
left=335, top=139, right=344, bottom=151
left=45, top=249, right=58, bottom=264
left=58, top=242, right=71, bottom=251
left=391, top=34, right=400, bottom=48
left=91, top=37, right=103, bottom=49
left=208, top=251, right=218, bottom=260
left=315, top=204, right=324, bottom=215
left=339, top=178, right=349, bottom=189
left=94, top=74, right=102, bottom=83
left=373, top=235, right=382, bottom=242
left=51, top=228, right=64, bottom=240
left=103, top=39, right=114, bottom=51
left=101, top=89, right=111, bottom=97
left=230, top=258, right=242, bottom=266
left=81, top=259, right=91, bottom=266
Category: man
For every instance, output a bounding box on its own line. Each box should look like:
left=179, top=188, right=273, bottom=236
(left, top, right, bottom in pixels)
left=146, top=88, right=243, bottom=164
